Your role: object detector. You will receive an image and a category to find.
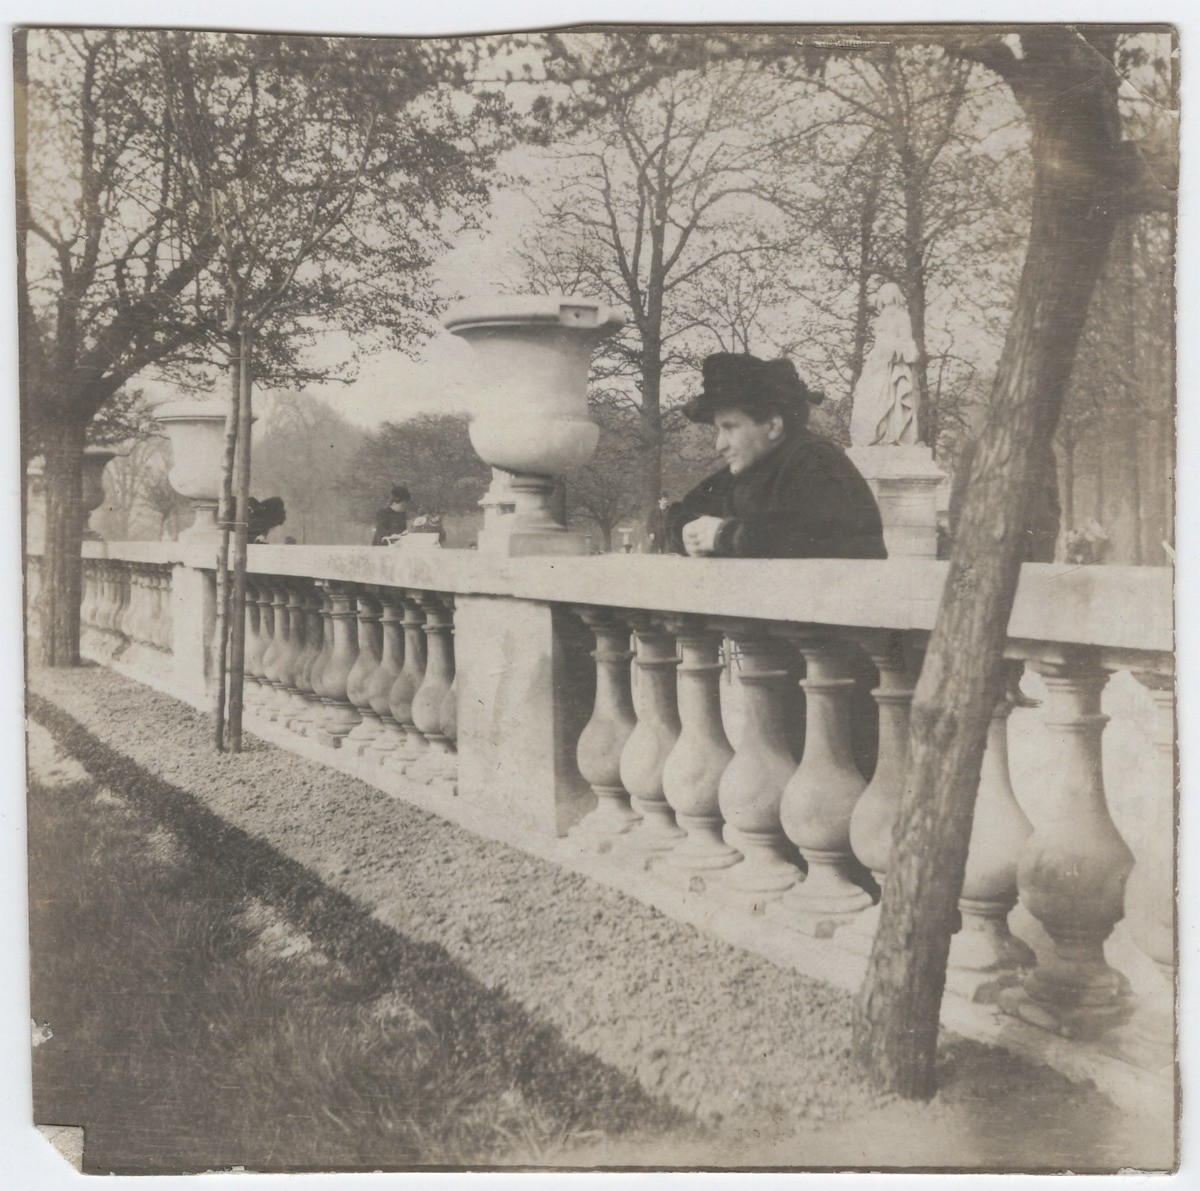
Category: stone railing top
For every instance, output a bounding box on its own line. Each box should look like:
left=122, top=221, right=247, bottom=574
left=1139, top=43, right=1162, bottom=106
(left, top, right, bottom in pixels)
left=81, top=541, right=1173, bottom=663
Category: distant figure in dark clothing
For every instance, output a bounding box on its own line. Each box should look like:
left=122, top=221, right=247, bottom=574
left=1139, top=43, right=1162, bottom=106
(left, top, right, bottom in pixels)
left=247, top=496, right=286, bottom=544
left=649, top=493, right=671, bottom=553
left=372, top=485, right=410, bottom=546
left=668, top=353, right=887, bottom=560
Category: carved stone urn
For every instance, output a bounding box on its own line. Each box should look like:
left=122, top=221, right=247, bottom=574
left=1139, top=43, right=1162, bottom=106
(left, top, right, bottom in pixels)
left=82, top=445, right=121, bottom=540
left=444, top=295, right=624, bottom=556
left=154, top=400, right=228, bottom=542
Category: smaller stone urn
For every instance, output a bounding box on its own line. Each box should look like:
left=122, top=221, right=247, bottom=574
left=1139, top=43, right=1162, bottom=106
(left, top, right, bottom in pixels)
left=444, top=295, right=624, bottom=556
left=82, top=445, right=121, bottom=540
left=154, top=400, right=228, bottom=542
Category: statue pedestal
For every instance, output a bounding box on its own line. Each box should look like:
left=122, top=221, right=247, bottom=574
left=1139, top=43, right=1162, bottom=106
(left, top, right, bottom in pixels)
left=846, top=445, right=944, bottom=559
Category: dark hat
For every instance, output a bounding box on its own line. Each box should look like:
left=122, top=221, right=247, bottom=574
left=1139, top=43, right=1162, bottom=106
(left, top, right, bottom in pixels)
left=390, top=484, right=411, bottom=502
left=683, top=353, right=824, bottom=424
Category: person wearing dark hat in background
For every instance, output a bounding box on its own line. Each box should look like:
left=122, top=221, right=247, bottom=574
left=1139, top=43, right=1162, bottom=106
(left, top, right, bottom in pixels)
left=372, top=485, right=410, bottom=546
left=247, top=496, right=287, bottom=544
left=668, top=354, right=887, bottom=560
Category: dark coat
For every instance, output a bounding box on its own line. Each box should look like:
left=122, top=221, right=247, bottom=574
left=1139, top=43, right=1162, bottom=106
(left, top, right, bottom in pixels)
left=667, top=431, right=887, bottom=559
left=371, top=507, right=408, bottom=546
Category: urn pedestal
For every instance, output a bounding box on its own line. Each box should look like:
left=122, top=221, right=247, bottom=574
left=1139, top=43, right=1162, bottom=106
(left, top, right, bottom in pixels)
left=845, top=445, right=944, bottom=559
left=444, top=296, right=624, bottom=557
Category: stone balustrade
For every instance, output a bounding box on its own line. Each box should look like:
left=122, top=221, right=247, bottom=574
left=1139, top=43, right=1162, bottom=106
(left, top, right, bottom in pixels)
left=64, top=540, right=1174, bottom=1074
left=80, top=556, right=173, bottom=671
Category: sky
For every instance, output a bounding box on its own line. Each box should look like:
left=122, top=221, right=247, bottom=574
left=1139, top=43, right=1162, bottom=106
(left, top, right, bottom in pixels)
left=130, top=170, right=547, bottom=430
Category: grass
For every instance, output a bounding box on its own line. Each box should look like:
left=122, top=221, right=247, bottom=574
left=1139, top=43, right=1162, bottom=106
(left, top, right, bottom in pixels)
left=27, top=686, right=1177, bottom=1174
left=27, top=704, right=689, bottom=1174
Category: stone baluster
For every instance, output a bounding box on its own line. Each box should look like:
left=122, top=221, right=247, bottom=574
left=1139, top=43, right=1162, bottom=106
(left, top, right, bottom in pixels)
left=123, top=565, right=143, bottom=645
left=103, top=563, right=123, bottom=647
left=440, top=674, right=458, bottom=757
left=134, top=566, right=153, bottom=646
left=152, top=568, right=171, bottom=651
left=106, top=564, right=122, bottom=641
left=145, top=567, right=161, bottom=647
left=998, top=652, right=1134, bottom=1039
left=408, top=594, right=456, bottom=783
left=438, top=675, right=460, bottom=793
left=149, top=568, right=166, bottom=648
left=80, top=561, right=99, bottom=631
left=946, top=661, right=1036, bottom=1000
left=382, top=595, right=427, bottom=772
left=273, top=583, right=308, bottom=722
left=113, top=564, right=132, bottom=643
left=1104, top=670, right=1176, bottom=1069
left=771, top=633, right=873, bottom=936
left=716, top=624, right=801, bottom=904
left=302, top=583, right=336, bottom=739
left=343, top=589, right=384, bottom=757
left=124, top=564, right=140, bottom=644
left=289, top=587, right=325, bottom=731
left=314, top=581, right=361, bottom=747
left=617, top=614, right=685, bottom=855
left=94, top=562, right=111, bottom=638
left=259, top=582, right=290, bottom=720
left=101, top=563, right=115, bottom=634
left=364, top=590, right=406, bottom=762
left=92, top=563, right=111, bottom=639
left=241, top=580, right=266, bottom=707
left=146, top=568, right=163, bottom=648
left=259, top=582, right=288, bottom=717
left=660, top=616, right=740, bottom=875
left=303, top=589, right=335, bottom=739
left=570, top=608, right=640, bottom=846
left=841, top=632, right=916, bottom=954
left=110, top=563, right=128, bottom=645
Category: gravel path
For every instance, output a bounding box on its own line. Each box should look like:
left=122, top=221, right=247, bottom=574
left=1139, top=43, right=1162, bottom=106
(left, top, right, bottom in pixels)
left=27, top=664, right=1175, bottom=1170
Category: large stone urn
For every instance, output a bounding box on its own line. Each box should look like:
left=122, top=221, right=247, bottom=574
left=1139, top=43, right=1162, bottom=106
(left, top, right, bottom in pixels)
left=154, top=400, right=228, bottom=542
left=444, top=295, right=624, bottom=556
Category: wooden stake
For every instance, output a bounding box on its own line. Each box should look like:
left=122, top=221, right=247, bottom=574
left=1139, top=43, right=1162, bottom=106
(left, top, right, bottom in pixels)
left=228, top=324, right=254, bottom=752
left=212, top=327, right=241, bottom=751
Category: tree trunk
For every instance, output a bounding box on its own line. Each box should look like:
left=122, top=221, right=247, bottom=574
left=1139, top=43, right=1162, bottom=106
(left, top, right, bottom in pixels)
left=38, top=415, right=89, bottom=667
left=852, top=33, right=1125, bottom=1100
left=1061, top=441, right=1075, bottom=531
left=1126, top=414, right=1143, bottom=565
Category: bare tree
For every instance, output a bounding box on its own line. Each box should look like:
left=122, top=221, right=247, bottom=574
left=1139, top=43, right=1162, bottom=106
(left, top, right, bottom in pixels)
left=516, top=58, right=814, bottom=527
left=541, top=24, right=1174, bottom=1099
left=847, top=27, right=1174, bottom=1099
left=19, top=30, right=222, bottom=664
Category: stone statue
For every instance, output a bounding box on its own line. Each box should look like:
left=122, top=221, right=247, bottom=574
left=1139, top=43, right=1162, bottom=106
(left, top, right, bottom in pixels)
left=849, top=283, right=921, bottom=447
